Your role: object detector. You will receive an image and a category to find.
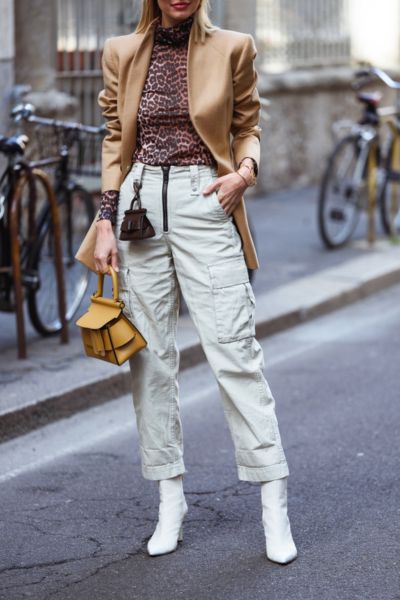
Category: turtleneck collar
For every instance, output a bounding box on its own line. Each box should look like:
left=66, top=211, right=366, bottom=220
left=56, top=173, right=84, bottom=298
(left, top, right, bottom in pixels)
left=154, top=14, right=193, bottom=47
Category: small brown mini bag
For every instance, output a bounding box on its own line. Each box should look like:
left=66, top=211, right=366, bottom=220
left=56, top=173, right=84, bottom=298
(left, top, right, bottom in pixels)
left=119, top=180, right=156, bottom=241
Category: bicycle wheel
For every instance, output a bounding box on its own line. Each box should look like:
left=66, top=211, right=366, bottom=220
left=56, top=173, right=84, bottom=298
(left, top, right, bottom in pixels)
left=379, top=141, right=400, bottom=235
left=318, top=134, right=366, bottom=248
left=28, top=185, right=95, bottom=335
left=0, top=168, right=45, bottom=311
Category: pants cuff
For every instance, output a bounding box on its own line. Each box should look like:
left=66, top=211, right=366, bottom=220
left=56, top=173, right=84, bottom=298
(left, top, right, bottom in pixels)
left=141, top=458, right=186, bottom=481
left=237, top=461, right=289, bottom=482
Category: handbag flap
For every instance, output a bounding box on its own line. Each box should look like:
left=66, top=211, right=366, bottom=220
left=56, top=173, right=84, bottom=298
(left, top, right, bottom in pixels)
left=120, top=210, right=146, bottom=232
left=107, top=315, right=138, bottom=349
left=75, top=301, right=121, bottom=330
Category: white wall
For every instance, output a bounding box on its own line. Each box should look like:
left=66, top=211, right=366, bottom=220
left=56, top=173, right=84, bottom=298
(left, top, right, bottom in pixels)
left=349, top=0, right=400, bottom=68
left=223, top=0, right=257, bottom=37
left=0, top=0, right=15, bottom=132
left=0, top=0, right=14, bottom=62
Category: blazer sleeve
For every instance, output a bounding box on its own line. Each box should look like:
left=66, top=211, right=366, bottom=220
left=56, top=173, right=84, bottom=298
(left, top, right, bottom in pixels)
left=98, top=38, right=122, bottom=193
left=230, top=34, right=262, bottom=174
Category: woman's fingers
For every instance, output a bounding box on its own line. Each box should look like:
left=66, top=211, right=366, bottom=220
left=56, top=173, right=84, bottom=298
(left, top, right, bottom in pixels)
left=111, top=247, right=119, bottom=272
left=202, top=182, right=218, bottom=195
left=94, top=229, right=118, bottom=275
left=95, top=256, right=110, bottom=274
left=203, top=172, right=247, bottom=197
left=202, top=174, right=227, bottom=195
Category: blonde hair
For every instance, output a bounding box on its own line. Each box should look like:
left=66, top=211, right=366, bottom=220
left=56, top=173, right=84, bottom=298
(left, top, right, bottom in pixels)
left=135, top=0, right=219, bottom=43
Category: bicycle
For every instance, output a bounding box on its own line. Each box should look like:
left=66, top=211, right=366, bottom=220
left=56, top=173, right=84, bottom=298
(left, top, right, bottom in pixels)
left=0, top=132, right=68, bottom=357
left=317, top=66, right=400, bottom=249
left=362, top=69, right=400, bottom=238
left=9, top=103, right=105, bottom=335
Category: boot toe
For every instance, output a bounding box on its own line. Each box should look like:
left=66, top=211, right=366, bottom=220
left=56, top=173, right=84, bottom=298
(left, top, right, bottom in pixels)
left=266, top=543, right=298, bottom=565
left=147, top=541, right=177, bottom=556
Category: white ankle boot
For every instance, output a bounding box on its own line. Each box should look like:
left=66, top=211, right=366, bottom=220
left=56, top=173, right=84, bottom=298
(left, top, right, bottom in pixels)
left=261, top=476, right=298, bottom=564
left=147, top=475, right=188, bottom=556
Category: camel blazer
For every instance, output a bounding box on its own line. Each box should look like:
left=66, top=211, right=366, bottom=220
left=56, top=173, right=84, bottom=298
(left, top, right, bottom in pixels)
left=75, top=16, right=262, bottom=270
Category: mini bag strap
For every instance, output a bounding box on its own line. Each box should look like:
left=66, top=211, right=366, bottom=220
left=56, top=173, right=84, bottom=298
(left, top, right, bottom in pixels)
left=129, top=180, right=143, bottom=210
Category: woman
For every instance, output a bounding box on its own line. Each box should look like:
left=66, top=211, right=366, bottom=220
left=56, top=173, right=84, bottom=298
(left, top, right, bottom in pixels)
left=93, top=0, right=297, bottom=563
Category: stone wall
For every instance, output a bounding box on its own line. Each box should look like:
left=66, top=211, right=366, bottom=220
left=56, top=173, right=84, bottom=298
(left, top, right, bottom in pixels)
left=256, top=66, right=396, bottom=193
left=222, top=0, right=257, bottom=38
left=14, top=0, right=76, bottom=118
left=14, top=0, right=57, bottom=91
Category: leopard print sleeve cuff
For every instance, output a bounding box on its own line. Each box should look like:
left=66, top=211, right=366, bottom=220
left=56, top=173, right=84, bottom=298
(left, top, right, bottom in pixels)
left=97, top=190, right=120, bottom=225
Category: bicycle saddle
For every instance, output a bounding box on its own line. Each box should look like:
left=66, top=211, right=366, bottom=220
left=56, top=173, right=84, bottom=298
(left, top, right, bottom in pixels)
left=0, top=135, right=29, bottom=156
left=356, top=91, right=382, bottom=107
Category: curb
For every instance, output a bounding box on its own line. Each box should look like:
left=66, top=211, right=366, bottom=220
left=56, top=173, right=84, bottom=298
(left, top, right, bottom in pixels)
left=1, top=244, right=400, bottom=442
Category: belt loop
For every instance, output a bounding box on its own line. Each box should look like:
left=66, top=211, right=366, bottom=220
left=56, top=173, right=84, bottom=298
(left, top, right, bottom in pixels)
left=189, top=164, right=199, bottom=196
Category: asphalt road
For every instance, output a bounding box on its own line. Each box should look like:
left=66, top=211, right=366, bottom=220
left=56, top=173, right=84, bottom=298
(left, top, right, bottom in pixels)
left=0, top=284, right=399, bottom=600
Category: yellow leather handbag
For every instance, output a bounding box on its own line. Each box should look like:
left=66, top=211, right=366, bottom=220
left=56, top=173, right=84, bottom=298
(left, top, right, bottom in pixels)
left=75, top=265, right=147, bottom=365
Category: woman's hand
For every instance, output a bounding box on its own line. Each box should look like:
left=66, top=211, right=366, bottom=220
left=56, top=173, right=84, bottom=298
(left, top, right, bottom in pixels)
left=202, top=168, right=250, bottom=216
left=94, top=220, right=119, bottom=274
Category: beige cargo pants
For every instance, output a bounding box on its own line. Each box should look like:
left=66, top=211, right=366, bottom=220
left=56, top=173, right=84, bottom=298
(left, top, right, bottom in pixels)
left=116, top=160, right=290, bottom=483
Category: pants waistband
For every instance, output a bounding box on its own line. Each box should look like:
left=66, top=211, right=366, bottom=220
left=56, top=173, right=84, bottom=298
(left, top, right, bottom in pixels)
left=131, top=161, right=218, bottom=176
left=129, top=161, right=218, bottom=202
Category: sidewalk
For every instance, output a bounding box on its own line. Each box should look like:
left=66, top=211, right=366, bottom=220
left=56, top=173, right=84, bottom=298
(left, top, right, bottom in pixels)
left=1, top=185, right=399, bottom=441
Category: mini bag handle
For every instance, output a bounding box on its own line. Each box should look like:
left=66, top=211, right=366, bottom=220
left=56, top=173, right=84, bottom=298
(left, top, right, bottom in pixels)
left=129, top=180, right=143, bottom=210
left=119, top=178, right=156, bottom=241
left=93, top=265, right=119, bottom=302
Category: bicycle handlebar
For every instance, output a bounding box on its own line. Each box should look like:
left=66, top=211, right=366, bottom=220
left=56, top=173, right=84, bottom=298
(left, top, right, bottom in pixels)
left=10, top=103, right=106, bottom=135
left=354, top=66, right=400, bottom=90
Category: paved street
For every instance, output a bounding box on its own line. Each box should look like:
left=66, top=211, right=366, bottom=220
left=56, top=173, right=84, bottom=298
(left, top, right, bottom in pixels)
left=0, top=284, right=399, bottom=600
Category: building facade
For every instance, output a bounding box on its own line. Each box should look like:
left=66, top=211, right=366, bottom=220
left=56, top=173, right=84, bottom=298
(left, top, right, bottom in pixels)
left=1, top=0, right=399, bottom=191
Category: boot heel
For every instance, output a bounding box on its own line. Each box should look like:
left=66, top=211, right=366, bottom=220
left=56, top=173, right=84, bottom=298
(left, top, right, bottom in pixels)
left=178, top=525, right=184, bottom=542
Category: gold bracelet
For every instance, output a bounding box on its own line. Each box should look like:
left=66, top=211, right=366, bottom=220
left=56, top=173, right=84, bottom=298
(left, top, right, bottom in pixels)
left=240, top=163, right=254, bottom=177
left=237, top=167, right=256, bottom=187
left=238, top=161, right=257, bottom=186
left=239, top=157, right=258, bottom=178
left=235, top=170, right=251, bottom=187
left=241, top=165, right=256, bottom=186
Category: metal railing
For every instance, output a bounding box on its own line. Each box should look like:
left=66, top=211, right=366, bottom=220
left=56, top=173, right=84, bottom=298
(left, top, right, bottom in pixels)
left=256, top=0, right=351, bottom=72
left=56, top=0, right=141, bottom=125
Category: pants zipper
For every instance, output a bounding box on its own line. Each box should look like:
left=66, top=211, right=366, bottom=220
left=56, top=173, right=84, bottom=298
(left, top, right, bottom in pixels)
left=161, top=165, right=170, bottom=232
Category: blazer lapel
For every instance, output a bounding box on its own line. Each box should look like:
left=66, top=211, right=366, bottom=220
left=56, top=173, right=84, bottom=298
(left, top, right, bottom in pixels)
left=121, top=17, right=159, bottom=175
left=187, top=28, right=229, bottom=174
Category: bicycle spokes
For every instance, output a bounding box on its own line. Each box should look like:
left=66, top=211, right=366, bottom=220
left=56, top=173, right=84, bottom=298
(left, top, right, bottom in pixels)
left=318, top=135, right=365, bottom=248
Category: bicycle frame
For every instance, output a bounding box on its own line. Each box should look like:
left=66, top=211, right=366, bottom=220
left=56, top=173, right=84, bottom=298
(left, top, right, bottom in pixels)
left=358, top=67, right=400, bottom=241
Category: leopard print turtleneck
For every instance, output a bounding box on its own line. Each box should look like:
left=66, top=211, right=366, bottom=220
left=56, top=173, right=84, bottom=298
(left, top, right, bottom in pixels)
left=97, top=14, right=217, bottom=225
left=132, top=14, right=216, bottom=167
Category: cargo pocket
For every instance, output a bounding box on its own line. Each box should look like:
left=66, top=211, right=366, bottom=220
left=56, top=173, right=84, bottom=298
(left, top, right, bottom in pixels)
left=208, top=255, right=256, bottom=343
